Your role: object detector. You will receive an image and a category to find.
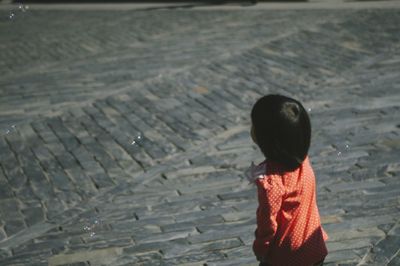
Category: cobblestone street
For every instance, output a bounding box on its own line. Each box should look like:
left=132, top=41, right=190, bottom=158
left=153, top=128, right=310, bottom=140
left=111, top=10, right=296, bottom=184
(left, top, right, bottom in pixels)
left=0, top=1, right=400, bottom=265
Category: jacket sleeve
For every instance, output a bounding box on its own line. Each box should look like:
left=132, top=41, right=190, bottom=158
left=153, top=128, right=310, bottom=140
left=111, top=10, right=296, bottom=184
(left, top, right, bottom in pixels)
left=253, top=175, right=284, bottom=258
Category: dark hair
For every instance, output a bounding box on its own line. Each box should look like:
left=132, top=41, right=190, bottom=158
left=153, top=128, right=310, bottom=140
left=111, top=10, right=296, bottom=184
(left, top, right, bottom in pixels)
left=251, top=94, right=311, bottom=171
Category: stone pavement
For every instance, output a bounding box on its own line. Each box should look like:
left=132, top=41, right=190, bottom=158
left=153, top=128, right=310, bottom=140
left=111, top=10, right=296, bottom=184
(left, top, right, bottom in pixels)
left=0, top=2, right=400, bottom=265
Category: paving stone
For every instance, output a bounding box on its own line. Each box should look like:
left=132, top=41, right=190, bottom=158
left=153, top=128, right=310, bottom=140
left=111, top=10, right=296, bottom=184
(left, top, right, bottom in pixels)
left=161, top=215, right=224, bottom=233
left=45, top=198, right=67, bottom=220
left=0, top=198, right=20, bottom=217
left=163, top=166, right=220, bottom=179
left=222, top=211, right=253, bottom=222
left=122, top=242, right=165, bottom=255
left=135, top=228, right=199, bottom=245
left=136, top=200, right=202, bottom=219
left=327, top=180, right=386, bottom=193
left=222, top=245, right=254, bottom=259
left=12, top=239, right=65, bottom=256
left=4, top=219, right=26, bottom=237
left=6, top=166, right=27, bottom=189
left=112, top=222, right=161, bottom=237
left=323, top=215, right=397, bottom=232
left=188, top=223, right=255, bottom=245
left=64, top=168, right=97, bottom=197
left=325, top=249, right=361, bottom=264
left=56, top=153, right=81, bottom=170
left=48, top=169, right=76, bottom=192
left=370, top=235, right=400, bottom=265
left=0, top=251, right=51, bottom=266
left=387, top=251, right=400, bottom=266
left=48, top=247, right=123, bottom=266
left=341, top=206, right=399, bottom=219
left=326, top=238, right=376, bottom=253
left=87, top=173, right=115, bottom=189
left=173, top=209, right=232, bottom=223
left=326, top=227, right=385, bottom=242
left=0, top=229, right=6, bottom=242
left=21, top=207, right=45, bottom=227
left=161, top=237, right=243, bottom=260
left=161, top=251, right=225, bottom=265
left=217, top=189, right=254, bottom=201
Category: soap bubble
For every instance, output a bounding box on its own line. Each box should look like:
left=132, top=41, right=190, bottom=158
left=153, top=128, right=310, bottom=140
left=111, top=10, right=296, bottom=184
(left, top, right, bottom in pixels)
left=20, top=5, right=29, bottom=12
left=131, top=133, right=143, bottom=145
left=6, top=4, right=29, bottom=20
left=3, top=124, right=17, bottom=135
left=336, top=142, right=350, bottom=157
left=82, top=216, right=102, bottom=238
left=83, top=225, right=91, bottom=231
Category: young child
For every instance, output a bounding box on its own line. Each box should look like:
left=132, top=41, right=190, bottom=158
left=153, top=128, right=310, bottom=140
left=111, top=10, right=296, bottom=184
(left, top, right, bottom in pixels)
left=247, top=94, right=328, bottom=266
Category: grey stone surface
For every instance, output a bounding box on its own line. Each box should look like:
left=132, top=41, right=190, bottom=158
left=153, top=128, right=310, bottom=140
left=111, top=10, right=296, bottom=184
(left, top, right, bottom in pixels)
left=0, top=3, right=399, bottom=266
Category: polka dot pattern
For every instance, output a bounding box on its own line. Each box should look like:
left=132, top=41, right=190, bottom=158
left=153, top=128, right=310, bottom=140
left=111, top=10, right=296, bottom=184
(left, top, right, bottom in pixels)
left=253, top=157, right=328, bottom=266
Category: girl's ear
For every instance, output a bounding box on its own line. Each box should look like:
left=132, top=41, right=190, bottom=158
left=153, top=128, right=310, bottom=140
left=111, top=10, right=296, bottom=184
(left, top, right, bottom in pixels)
left=251, top=125, right=258, bottom=144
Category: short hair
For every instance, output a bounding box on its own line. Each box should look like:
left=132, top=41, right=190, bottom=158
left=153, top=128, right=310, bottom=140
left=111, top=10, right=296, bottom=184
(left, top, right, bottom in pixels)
left=251, top=94, right=311, bottom=171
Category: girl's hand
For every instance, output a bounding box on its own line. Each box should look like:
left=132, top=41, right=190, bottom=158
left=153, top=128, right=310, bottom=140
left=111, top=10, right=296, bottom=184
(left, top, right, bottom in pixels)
left=245, top=161, right=266, bottom=183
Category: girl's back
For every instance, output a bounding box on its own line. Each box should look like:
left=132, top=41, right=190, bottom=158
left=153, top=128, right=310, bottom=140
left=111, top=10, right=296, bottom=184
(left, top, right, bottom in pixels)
left=260, top=157, right=328, bottom=266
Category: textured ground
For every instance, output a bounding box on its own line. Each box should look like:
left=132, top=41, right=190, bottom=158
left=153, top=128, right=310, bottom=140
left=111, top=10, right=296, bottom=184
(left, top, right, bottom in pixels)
left=0, top=2, right=400, bottom=265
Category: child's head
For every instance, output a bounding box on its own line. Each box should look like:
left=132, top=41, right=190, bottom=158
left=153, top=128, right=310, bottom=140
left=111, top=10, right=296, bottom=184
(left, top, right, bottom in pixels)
left=251, top=94, right=311, bottom=170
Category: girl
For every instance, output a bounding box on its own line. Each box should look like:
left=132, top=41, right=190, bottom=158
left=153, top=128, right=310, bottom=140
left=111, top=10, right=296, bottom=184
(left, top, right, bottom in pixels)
left=247, top=94, right=328, bottom=266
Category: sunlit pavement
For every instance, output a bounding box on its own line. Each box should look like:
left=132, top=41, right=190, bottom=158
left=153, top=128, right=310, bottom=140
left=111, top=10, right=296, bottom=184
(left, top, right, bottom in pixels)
left=0, top=1, right=400, bottom=265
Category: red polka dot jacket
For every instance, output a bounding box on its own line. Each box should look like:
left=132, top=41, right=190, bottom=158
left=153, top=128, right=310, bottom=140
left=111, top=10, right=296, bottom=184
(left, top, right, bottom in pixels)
left=253, top=157, right=328, bottom=266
